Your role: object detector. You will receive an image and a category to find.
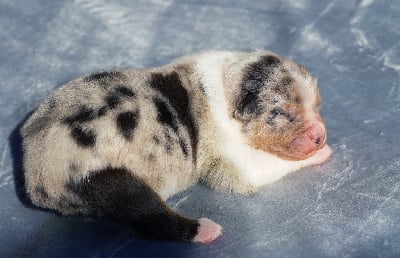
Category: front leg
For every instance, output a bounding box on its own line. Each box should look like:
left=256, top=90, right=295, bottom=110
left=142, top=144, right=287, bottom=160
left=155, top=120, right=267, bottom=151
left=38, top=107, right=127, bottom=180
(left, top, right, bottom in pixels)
left=220, top=144, right=332, bottom=188
left=200, top=156, right=256, bottom=195
left=296, top=144, right=333, bottom=168
left=200, top=145, right=332, bottom=193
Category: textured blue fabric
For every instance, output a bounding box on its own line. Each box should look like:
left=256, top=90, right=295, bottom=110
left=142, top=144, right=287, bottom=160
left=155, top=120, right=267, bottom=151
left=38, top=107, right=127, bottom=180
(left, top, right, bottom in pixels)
left=1, top=0, right=399, bottom=257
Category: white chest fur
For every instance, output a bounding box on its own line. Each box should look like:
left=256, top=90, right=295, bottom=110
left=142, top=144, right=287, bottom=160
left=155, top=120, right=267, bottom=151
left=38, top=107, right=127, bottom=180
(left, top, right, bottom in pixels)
left=195, top=52, right=319, bottom=187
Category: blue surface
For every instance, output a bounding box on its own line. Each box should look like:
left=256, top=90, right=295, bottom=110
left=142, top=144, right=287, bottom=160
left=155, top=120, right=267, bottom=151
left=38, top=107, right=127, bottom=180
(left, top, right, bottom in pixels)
left=1, top=0, right=400, bottom=257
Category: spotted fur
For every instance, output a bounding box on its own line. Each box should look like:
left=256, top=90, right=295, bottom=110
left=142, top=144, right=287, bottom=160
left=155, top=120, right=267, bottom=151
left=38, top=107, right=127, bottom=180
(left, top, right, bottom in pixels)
left=21, top=50, right=331, bottom=243
left=116, top=111, right=139, bottom=140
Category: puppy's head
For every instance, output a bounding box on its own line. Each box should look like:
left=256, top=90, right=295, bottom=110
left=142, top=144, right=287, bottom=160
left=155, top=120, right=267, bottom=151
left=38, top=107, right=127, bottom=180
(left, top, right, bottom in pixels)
left=232, top=53, right=327, bottom=160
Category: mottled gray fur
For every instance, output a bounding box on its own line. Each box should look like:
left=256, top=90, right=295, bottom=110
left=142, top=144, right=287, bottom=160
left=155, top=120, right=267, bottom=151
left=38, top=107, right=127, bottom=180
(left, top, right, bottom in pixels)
left=21, top=51, right=330, bottom=242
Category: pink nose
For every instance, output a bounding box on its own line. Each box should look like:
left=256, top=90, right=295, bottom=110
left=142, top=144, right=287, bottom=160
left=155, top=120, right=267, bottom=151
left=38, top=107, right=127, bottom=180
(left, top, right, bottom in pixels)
left=290, top=121, right=326, bottom=157
left=305, top=121, right=326, bottom=149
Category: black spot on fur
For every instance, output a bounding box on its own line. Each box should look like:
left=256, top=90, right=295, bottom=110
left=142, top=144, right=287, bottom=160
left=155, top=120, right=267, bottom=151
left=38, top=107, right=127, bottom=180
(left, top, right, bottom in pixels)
left=150, top=72, right=198, bottom=161
left=236, top=55, right=282, bottom=119
left=70, top=126, right=96, bottom=147
left=179, top=138, right=189, bottom=157
left=85, top=71, right=123, bottom=82
left=67, top=167, right=199, bottom=241
left=64, top=106, right=96, bottom=126
left=62, top=106, right=97, bottom=147
left=100, top=86, right=136, bottom=115
left=115, top=86, right=135, bottom=98
left=105, top=93, right=121, bottom=109
left=116, top=111, right=139, bottom=140
left=154, top=97, right=178, bottom=132
left=97, top=106, right=108, bottom=117
left=240, top=91, right=258, bottom=116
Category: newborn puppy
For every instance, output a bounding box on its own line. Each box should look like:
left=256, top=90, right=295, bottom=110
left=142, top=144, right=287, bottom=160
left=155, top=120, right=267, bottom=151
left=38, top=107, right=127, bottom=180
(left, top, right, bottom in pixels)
left=21, top=51, right=332, bottom=244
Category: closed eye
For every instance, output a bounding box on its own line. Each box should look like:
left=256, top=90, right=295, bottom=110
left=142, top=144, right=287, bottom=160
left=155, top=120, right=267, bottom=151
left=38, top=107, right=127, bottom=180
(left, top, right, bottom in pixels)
left=267, top=107, right=296, bottom=125
left=267, top=108, right=285, bottom=125
left=271, top=107, right=284, bottom=118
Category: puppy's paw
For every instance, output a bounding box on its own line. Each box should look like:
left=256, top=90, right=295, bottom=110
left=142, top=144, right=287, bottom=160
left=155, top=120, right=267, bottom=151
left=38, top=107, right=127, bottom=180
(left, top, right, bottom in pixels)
left=193, top=218, right=223, bottom=244
left=307, top=145, right=332, bottom=166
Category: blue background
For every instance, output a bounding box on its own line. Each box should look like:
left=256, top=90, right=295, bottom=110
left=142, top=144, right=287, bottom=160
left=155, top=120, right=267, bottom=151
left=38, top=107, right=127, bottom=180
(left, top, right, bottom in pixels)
left=1, top=0, right=399, bottom=257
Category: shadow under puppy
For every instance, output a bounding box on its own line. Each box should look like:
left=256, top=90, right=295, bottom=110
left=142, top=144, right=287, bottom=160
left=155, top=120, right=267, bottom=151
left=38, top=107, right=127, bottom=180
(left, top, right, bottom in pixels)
left=21, top=51, right=332, bottom=243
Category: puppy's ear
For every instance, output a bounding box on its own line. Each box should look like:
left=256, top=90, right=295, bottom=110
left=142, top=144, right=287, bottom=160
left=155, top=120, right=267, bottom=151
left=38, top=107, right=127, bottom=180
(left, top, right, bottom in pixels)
left=233, top=55, right=282, bottom=121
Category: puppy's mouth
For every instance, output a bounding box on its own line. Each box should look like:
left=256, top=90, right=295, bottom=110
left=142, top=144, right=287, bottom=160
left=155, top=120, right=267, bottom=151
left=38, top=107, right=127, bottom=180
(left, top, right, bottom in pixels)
left=272, top=121, right=327, bottom=161
left=249, top=116, right=328, bottom=161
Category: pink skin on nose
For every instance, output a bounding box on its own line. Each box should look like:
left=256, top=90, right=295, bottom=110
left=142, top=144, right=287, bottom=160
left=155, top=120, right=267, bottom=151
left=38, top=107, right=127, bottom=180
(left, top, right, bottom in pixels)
left=290, top=120, right=327, bottom=158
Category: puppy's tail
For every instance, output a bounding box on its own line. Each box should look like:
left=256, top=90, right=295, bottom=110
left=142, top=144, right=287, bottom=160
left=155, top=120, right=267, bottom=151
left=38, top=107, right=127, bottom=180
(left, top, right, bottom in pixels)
left=67, top=167, right=222, bottom=243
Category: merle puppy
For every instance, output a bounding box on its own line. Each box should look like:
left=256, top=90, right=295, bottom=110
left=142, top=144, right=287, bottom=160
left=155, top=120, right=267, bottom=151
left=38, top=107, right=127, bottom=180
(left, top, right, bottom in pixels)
left=21, top=51, right=332, bottom=243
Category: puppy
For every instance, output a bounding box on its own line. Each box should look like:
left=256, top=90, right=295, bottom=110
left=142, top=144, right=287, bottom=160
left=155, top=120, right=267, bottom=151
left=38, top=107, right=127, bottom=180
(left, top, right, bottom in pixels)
left=21, top=51, right=332, bottom=243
